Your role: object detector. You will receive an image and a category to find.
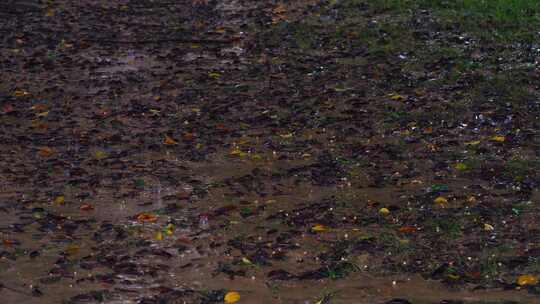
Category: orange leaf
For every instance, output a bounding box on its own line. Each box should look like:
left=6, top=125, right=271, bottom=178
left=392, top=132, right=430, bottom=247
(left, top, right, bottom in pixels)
left=164, top=135, right=177, bottom=145
left=183, top=132, right=195, bottom=141
left=215, top=123, right=229, bottom=132
left=517, top=274, right=538, bottom=286
left=137, top=212, right=158, bottom=223
left=38, top=147, right=54, bottom=157
left=398, top=226, right=417, bottom=233
left=2, top=239, right=16, bottom=247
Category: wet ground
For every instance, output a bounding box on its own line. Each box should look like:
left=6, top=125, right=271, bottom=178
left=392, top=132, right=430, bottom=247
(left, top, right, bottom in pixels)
left=1, top=0, right=539, bottom=303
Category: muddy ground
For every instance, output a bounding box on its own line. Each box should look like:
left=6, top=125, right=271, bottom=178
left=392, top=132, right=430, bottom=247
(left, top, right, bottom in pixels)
left=0, top=0, right=539, bottom=303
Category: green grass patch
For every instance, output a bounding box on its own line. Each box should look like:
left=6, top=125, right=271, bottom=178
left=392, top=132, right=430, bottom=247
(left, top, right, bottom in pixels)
left=368, top=0, right=540, bottom=41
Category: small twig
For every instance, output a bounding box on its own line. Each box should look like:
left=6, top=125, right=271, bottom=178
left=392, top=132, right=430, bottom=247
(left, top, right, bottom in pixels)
left=0, top=283, right=34, bottom=297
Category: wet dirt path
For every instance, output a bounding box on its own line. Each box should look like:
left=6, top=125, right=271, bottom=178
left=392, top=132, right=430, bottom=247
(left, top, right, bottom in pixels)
left=1, top=0, right=539, bottom=303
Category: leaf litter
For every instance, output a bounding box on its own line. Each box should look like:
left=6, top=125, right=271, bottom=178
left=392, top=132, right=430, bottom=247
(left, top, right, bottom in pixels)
left=0, top=0, right=539, bottom=303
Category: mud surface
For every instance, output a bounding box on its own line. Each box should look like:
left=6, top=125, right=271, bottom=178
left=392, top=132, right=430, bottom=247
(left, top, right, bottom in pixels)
left=1, top=0, right=539, bottom=303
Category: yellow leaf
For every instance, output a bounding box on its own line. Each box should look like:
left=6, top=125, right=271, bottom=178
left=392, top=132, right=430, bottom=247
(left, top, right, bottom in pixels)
left=241, top=257, right=253, bottom=265
left=36, top=111, right=49, bottom=117
left=250, top=154, right=262, bottom=160
left=434, top=196, right=448, bottom=206
left=208, top=72, right=221, bottom=78
left=13, top=90, right=30, bottom=98
left=378, top=207, right=390, bottom=215
left=164, top=135, right=178, bottom=145
left=230, top=148, right=247, bottom=157
left=65, top=244, right=80, bottom=256
left=279, top=133, right=293, bottom=139
left=517, top=274, right=538, bottom=286
left=165, top=223, right=175, bottom=235
left=483, top=223, right=494, bottom=231
left=224, top=291, right=241, bottom=303
left=465, top=140, right=481, bottom=146
left=490, top=135, right=505, bottom=142
left=54, top=195, right=65, bottom=205
left=454, top=163, right=468, bottom=171
left=94, top=150, right=108, bottom=160
left=155, top=231, right=163, bottom=241
left=389, top=93, right=406, bottom=101
left=312, top=224, right=328, bottom=232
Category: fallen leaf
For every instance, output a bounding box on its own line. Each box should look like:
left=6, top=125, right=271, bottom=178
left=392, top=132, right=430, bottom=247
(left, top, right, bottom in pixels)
left=164, top=135, right=177, bottom=145
left=279, top=132, right=293, bottom=139
left=31, top=104, right=48, bottom=111
left=465, top=140, right=481, bottom=146
left=215, top=123, right=229, bottom=132
left=483, top=223, right=494, bottom=231
left=517, top=274, right=538, bottom=286
left=155, top=231, right=163, bottom=241
left=398, top=226, right=417, bottom=233
left=230, top=148, right=247, bottom=157
left=490, top=135, right=505, bottom=142
left=183, top=132, right=195, bottom=141
left=389, top=93, right=406, bottom=101
left=2, top=239, right=15, bottom=247
left=208, top=72, right=221, bottom=78
left=38, top=147, right=54, bottom=157
left=36, top=111, right=49, bottom=117
left=165, top=223, right=175, bottom=235
left=378, top=207, right=390, bottom=215
left=434, top=196, right=448, bottom=206
left=423, top=127, right=433, bottom=134
left=454, top=163, right=468, bottom=171
left=65, top=244, right=80, bottom=255
left=2, top=104, right=14, bottom=114
left=224, top=291, right=241, bottom=303
left=54, top=195, right=65, bottom=205
left=312, top=224, right=328, bottom=232
left=137, top=212, right=158, bottom=223
left=467, top=196, right=477, bottom=205
left=80, top=203, right=94, bottom=211
left=13, top=90, right=30, bottom=98
left=93, top=150, right=108, bottom=160
left=273, top=3, right=286, bottom=14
